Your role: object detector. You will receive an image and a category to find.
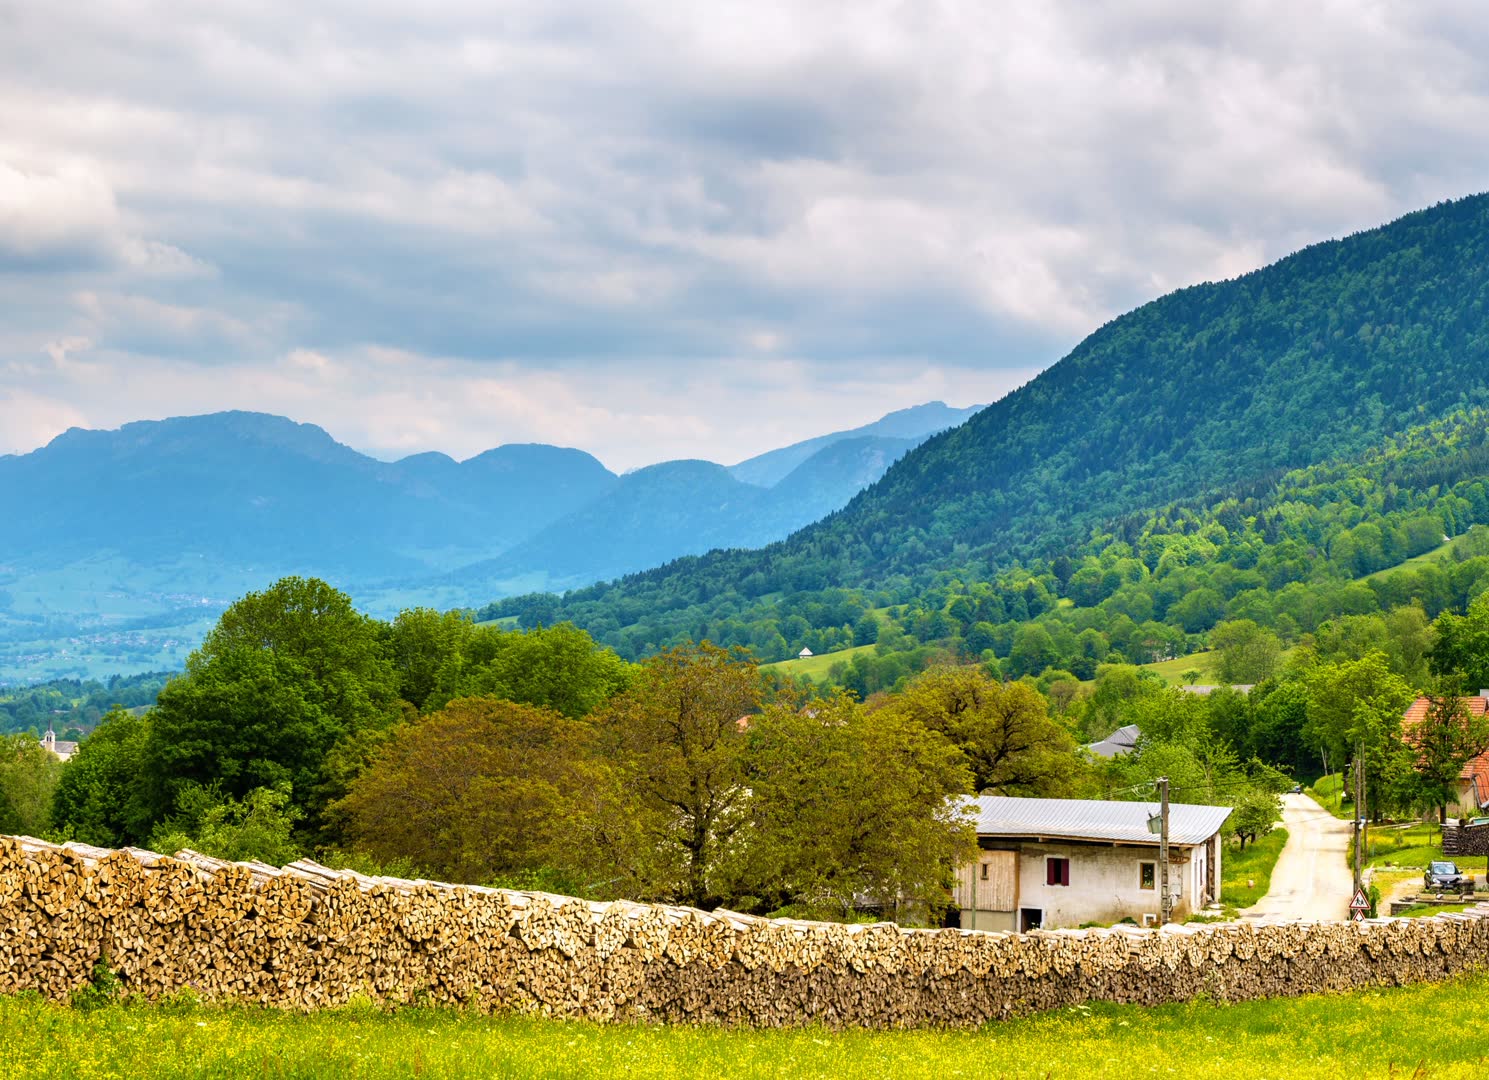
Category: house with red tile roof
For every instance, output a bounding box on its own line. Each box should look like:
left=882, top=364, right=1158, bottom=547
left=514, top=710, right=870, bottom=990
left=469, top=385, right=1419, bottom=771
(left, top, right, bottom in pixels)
left=1403, top=692, right=1489, bottom=816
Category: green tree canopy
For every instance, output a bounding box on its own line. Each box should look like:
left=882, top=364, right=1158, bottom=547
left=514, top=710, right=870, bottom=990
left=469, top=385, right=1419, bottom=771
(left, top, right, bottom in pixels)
left=0, top=733, right=62, bottom=836
left=725, top=692, right=974, bottom=919
left=140, top=577, right=402, bottom=835
left=50, top=708, right=152, bottom=846
left=875, top=667, right=1079, bottom=795
left=334, top=697, right=640, bottom=893
left=596, top=643, right=762, bottom=908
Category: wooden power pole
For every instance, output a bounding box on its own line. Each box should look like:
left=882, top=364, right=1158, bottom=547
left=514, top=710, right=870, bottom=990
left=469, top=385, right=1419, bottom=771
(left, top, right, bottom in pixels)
left=1352, top=743, right=1365, bottom=895
left=1159, top=776, right=1172, bottom=926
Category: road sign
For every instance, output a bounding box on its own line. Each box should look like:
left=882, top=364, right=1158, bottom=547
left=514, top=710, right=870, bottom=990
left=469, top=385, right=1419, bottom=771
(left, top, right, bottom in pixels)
left=1350, top=889, right=1369, bottom=912
left=1352, top=908, right=1365, bottom=922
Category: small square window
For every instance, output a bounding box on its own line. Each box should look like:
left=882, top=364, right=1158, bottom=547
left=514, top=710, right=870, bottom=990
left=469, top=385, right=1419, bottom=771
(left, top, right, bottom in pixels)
left=1046, top=857, right=1070, bottom=887
left=1140, top=862, right=1156, bottom=890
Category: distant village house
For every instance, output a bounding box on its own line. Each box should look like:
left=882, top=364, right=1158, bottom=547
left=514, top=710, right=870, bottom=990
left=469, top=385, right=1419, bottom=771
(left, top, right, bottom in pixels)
left=954, top=796, right=1232, bottom=931
left=797, top=647, right=813, bottom=660
left=1403, top=691, right=1489, bottom=816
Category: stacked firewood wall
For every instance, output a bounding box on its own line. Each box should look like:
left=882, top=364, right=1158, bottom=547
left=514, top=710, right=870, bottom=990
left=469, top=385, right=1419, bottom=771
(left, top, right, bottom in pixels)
left=3, top=834, right=1488, bottom=1028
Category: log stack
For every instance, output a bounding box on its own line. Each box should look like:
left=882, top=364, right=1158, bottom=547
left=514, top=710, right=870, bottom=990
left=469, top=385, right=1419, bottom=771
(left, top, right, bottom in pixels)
left=2, top=833, right=1488, bottom=1027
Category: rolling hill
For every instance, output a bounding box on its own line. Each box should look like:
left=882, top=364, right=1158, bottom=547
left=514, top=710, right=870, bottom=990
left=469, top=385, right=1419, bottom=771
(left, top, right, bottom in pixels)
left=497, top=193, right=1489, bottom=653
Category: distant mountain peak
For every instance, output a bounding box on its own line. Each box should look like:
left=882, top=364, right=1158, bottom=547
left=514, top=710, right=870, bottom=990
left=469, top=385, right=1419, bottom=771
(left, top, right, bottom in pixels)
left=728, top=401, right=983, bottom=488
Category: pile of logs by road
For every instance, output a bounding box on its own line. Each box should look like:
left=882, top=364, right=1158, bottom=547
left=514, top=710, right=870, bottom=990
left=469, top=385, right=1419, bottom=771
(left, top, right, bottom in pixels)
left=3, top=833, right=1488, bottom=1027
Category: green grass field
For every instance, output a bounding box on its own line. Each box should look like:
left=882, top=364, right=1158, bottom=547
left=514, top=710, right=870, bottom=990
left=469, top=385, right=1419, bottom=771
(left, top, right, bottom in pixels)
left=1365, top=822, right=1447, bottom=870
left=1305, top=774, right=1352, bottom=819
left=8, top=974, right=1489, bottom=1079
left=761, top=643, right=878, bottom=680
left=1363, top=537, right=1456, bottom=582
left=1140, top=651, right=1221, bottom=684
left=1221, top=827, right=1289, bottom=910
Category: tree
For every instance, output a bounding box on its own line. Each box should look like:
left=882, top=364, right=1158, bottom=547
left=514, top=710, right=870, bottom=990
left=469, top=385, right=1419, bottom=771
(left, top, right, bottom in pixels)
left=334, top=697, right=640, bottom=892
left=1408, top=690, right=1489, bottom=823
left=148, top=783, right=303, bottom=866
left=50, top=708, right=153, bottom=846
left=1228, top=789, right=1283, bottom=850
left=1431, top=591, right=1489, bottom=691
left=1305, top=653, right=1417, bottom=818
left=876, top=667, right=1081, bottom=795
left=595, top=643, right=762, bottom=908
left=1007, top=624, right=1059, bottom=678
left=451, top=622, right=634, bottom=719
left=724, top=693, right=975, bottom=919
left=1211, top=620, right=1282, bottom=684
left=140, top=577, right=402, bottom=834
left=0, top=734, right=62, bottom=836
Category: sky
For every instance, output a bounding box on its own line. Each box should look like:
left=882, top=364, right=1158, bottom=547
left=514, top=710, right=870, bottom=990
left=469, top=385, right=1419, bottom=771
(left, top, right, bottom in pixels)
left=3, top=2, right=1489, bottom=471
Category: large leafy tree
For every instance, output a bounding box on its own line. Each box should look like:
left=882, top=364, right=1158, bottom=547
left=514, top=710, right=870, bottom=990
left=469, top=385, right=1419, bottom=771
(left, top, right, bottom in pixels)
left=725, top=693, right=974, bottom=919
left=1432, top=591, right=1489, bottom=692
left=595, top=643, right=762, bottom=908
left=875, top=666, right=1079, bottom=795
left=0, top=733, right=62, bottom=836
left=1211, top=620, right=1283, bottom=684
left=1305, top=652, right=1418, bottom=818
left=1408, top=689, right=1489, bottom=823
left=333, top=697, right=640, bottom=891
left=50, top=708, right=153, bottom=845
left=140, top=577, right=402, bottom=833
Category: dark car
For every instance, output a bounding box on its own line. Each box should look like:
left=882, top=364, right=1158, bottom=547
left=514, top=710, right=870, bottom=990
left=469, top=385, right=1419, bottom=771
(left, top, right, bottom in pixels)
left=1425, top=861, right=1468, bottom=890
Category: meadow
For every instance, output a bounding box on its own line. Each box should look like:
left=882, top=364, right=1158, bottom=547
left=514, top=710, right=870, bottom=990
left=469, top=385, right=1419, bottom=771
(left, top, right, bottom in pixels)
left=6, top=973, right=1489, bottom=1079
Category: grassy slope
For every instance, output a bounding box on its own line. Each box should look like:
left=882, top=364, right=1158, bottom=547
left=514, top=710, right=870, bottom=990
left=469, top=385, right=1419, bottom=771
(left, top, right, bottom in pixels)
left=1222, top=828, right=1289, bottom=909
left=1364, top=536, right=1456, bottom=581
left=9, top=977, right=1489, bottom=1079
left=761, top=643, right=878, bottom=680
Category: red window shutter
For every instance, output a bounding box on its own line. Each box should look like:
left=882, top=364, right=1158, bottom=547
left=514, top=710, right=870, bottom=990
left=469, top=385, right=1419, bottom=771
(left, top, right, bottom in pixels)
left=1046, top=860, right=1056, bottom=886
left=1061, top=859, right=1070, bottom=886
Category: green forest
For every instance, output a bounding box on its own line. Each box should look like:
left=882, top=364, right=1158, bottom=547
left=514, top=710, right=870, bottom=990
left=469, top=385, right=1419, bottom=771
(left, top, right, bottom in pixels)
left=5, top=560, right=1487, bottom=920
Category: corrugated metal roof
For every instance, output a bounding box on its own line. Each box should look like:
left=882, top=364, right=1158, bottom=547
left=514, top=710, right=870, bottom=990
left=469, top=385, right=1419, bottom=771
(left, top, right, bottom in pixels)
left=1083, top=724, right=1141, bottom=759
left=966, top=795, right=1232, bottom=846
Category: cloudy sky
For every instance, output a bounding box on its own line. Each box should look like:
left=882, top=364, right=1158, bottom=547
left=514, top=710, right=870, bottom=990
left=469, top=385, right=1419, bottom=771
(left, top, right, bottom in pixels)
left=2, top=2, right=1488, bottom=470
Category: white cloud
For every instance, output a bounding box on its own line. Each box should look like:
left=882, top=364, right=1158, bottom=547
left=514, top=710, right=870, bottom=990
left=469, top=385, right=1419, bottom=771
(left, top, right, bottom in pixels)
left=2, top=1, right=1489, bottom=464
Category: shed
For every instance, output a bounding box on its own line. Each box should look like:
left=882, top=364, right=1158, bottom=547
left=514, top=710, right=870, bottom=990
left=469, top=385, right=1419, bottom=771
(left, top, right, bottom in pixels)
left=954, top=795, right=1232, bottom=931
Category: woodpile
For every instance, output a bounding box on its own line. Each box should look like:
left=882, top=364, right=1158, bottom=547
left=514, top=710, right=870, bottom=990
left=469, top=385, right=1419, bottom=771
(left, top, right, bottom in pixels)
left=3, top=832, right=1489, bottom=1027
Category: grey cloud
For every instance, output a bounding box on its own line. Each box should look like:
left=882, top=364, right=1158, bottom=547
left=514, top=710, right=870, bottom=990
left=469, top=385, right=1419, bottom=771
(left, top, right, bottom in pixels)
left=2, top=1, right=1489, bottom=464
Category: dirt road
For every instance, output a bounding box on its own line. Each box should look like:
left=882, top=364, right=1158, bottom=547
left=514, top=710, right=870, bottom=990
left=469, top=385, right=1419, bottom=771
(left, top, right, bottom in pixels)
left=1239, top=793, right=1354, bottom=922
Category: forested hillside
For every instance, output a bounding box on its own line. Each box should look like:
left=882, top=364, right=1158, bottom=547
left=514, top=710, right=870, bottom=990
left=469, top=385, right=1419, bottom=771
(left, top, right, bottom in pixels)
left=495, top=194, right=1489, bottom=655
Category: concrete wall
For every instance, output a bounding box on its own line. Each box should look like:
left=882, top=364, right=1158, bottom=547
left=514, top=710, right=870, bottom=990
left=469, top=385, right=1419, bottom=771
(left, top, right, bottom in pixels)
left=5, top=835, right=1488, bottom=1029
left=961, top=839, right=1219, bottom=930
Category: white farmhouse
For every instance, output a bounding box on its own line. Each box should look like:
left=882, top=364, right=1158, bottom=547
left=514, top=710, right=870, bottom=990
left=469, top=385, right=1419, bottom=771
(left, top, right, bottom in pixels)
left=954, top=796, right=1231, bottom=931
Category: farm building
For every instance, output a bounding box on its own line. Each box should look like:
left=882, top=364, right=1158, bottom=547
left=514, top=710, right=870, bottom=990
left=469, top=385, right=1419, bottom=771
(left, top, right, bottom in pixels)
left=1403, top=691, right=1489, bottom=815
left=954, top=796, right=1232, bottom=931
left=797, top=647, right=813, bottom=659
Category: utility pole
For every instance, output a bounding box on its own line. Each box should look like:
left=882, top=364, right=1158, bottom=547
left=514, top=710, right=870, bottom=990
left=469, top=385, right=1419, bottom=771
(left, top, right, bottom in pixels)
left=1158, top=776, right=1172, bottom=926
left=1352, top=742, right=1365, bottom=896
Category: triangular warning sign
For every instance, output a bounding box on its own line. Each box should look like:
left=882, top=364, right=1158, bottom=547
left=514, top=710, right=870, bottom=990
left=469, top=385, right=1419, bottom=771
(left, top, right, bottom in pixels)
left=1350, top=889, right=1369, bottom=910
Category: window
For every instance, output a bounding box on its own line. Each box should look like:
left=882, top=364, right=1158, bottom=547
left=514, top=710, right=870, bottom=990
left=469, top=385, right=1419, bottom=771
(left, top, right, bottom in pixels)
left=1045, top=857, right=1070, bottom=887
left=980, top=862, right=989, bottom=880
left=1140, top=862, right=1156, bottom=890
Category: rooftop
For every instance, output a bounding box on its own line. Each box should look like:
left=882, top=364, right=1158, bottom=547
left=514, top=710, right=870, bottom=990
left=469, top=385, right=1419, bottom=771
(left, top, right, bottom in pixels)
left=967, top=795, right=1233, bottom=847
left=1084, top=723, right=1140, bottom=759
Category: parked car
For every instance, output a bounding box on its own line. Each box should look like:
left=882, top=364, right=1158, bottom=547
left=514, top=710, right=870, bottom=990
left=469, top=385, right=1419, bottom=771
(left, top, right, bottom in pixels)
left=1425, top=861, right=1469, bottom=890
left=1287, top=783, right=1303, bottom=794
